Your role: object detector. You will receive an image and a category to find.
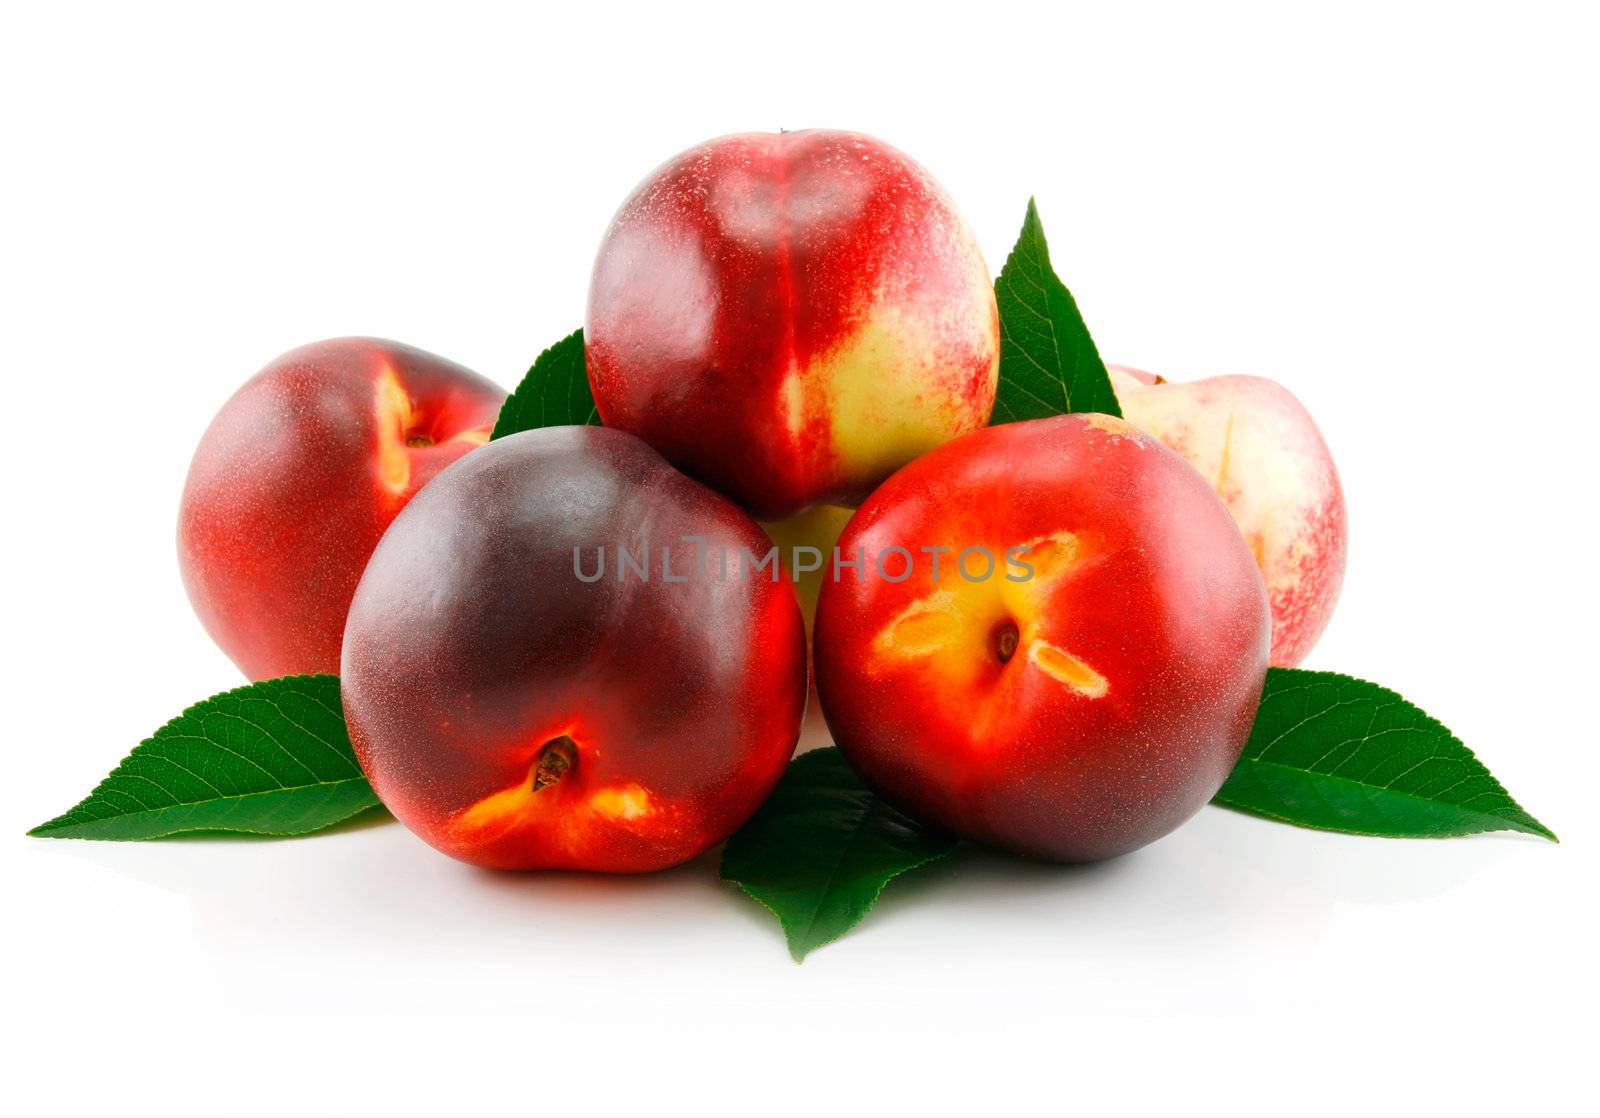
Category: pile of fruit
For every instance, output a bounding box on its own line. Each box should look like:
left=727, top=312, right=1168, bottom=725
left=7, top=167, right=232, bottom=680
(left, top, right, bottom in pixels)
left=33, top=130, right=1553, bottom=960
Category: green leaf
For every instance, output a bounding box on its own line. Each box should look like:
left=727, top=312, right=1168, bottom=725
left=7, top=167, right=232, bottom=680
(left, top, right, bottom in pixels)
left=490, top=328, right=599, bottom=439
left=721, top=748, right=958, bottom=961
left=991, top=198, right=1120, bottom=422
left=29, top=675, right=382, bottom=840
left=1214, top=668, right=1556, bottom=841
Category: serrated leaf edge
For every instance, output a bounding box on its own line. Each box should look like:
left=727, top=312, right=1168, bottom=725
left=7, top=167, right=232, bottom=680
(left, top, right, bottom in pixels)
left=1217, top=669, right=1557, bottom=843
left=991, top=197, right=1120, bottom=422
left=490, top=327, right=596, bottom=441
left=726, top=847, right=956, bottom=963
left=721, top=751, right=958, bottom=962
left=1212, top=767, right=1557, bottom=842
left=29, top=784, right=384, bottom=840
left=993, top=199, right=1067, bottom=421
left=27, top=673, right=379, bottom=840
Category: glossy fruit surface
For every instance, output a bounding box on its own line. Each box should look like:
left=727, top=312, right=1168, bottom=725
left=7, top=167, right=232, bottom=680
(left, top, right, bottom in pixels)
left=586, top=129, right=999, bottom=518
left=341, top=425, right=808, bottom=872
left=178, top=337, right=504, bottom=680
left=814, top=414, right=1270, bottom=862
left=1109, top=365, right=1346, bottom=666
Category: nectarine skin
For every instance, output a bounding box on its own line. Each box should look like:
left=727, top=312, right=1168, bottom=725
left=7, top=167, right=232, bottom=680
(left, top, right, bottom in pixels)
left=340, top=426, right=808, bottom=873
left=178, top=338, right=505, bottom=680
left=586, top=129, right=1000, bottom=519
left=814, top=414, right=1270, bottom=862
left=1109, top=366, right=1346, bottom=667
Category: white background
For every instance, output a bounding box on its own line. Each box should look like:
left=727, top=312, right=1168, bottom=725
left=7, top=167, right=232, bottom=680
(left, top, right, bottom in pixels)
left=4, top=2, right=1596, bottom=1114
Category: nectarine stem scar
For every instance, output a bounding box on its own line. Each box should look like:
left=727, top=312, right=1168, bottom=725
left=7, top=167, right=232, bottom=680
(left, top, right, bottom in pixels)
left=532, top=736, right=577, bottom=791
left=994, top=622, right=1020, bottom=663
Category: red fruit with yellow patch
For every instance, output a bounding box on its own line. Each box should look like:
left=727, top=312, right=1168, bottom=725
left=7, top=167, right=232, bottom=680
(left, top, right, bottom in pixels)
left=178, top=338, right=505, bottom=680
left=340, top=426, right=807, bottom=872
left=814, top=414, right=1271, bottom=862
left=586, top=129, right=999, bottom=519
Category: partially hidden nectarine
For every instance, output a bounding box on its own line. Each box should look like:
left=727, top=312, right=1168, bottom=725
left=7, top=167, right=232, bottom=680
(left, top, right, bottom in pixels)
left=760, top=503, right=855, bottom=640
left=178, top=338, right=505, bottom=680
left=1109, top=365, right=1346, bottom=667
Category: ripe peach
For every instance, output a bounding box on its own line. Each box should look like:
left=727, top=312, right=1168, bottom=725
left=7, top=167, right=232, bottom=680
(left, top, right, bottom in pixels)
left=814, top=414, right=1270, bottom=862
left=1109, top=365, right=1346, bottom=666
left=586, top=129, right=999, bottom=519
left=178, top=338, right=505, bottom=680
left=340, top=426, right=808, bottom=873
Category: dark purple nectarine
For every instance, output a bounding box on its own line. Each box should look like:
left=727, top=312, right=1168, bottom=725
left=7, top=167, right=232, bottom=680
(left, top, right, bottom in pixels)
left=340, top=426, right=808, bottom=872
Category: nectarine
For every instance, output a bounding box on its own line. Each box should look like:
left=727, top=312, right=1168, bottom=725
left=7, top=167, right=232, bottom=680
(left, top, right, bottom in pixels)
left=760, top=503, right=855, bottom=640
left=1109, top=365, right=1346, bottom=666
left=340, top=426, right=808, bottom=872
left=586, top=129, right=999, bottom=519
left=178, top=338, right=505, bottom=680
left=814, top=414, right=1270, bottom=862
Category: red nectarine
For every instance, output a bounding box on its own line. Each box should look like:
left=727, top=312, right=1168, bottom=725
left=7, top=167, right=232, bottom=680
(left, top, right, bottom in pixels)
left=814, top=414, right=1270, bottom=862
left=586, top=129, right=999, bottom=519
left=178, top=338, right=505, bottom=680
